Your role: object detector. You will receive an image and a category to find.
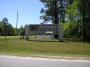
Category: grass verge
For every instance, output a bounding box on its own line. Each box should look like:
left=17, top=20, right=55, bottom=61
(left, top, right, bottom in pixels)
left=0, top=36, right=90, bottom=59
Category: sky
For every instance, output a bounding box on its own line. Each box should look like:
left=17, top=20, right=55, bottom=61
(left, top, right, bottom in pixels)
left=0, top=0, right=44, bottom=28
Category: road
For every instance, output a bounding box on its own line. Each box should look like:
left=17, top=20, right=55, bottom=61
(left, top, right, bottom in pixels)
left=0, top=56, right=90, bottom=67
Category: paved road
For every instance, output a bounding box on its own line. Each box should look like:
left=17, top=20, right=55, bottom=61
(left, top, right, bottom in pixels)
left=0, top=56, right=90, bottom=67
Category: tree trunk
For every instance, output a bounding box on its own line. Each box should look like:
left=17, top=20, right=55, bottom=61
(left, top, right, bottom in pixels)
left=54, top=0, right=59, bottom=24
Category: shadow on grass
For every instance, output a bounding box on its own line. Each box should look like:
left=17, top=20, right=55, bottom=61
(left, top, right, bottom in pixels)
left=27, top=38, right=81, bottom=43
left=29, top=40, right=60, bottom=42
left=64, top=38, right=90, bottom=44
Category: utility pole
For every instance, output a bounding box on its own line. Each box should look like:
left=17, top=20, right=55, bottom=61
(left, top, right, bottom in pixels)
left=16, top=10, right=18, bottom=36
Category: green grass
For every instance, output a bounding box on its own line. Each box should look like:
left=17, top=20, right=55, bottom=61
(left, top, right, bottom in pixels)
left=0, top=36, right=90, bottom=58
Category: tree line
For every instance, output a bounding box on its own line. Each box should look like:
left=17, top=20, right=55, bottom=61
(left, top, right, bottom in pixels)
left=0, top=17, right=25, bottom=38
left=40, top=0, right=90, bottom=41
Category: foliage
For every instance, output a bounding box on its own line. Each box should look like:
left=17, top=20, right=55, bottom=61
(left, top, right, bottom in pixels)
left=64, top=0, right=90, bottom=41
left=64, top=0, right=81, bottom=38
left=66, top=0, right=79, bottom=22
left=40, top=0, right=90, bottom=41
left=78, top=0, right=90, bottom=41
left=19, top=25, right=25, bottom=36
left=40, top=0, right=66, bottom=24
left=0, top=17, right=14, bottom=36
left=63, top=21, right=81, bottom=39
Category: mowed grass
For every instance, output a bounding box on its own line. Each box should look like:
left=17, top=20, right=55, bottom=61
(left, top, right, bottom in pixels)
left=0, top=36, right=90, bottom=57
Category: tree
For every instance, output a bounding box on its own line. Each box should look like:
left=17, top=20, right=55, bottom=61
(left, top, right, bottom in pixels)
left=0, top=17, right=15, bottom=39
left=65, top=0, right=81, bottom=38
left=2, top=17, right=8, bottom=39
left=40, top=0, right=66, bottom=24
left=0, top=21, right=3, bottom=35
left=40, top=0, right=90, bottom=41
left=19, top=25, right=25, bottom=39
left=64, top=0, right=90, bottom=41
left=79, top=0, right=90, bottom=41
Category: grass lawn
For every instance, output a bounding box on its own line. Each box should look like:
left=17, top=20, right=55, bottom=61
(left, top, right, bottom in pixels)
left=0, top=36, right=90, bottom=58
